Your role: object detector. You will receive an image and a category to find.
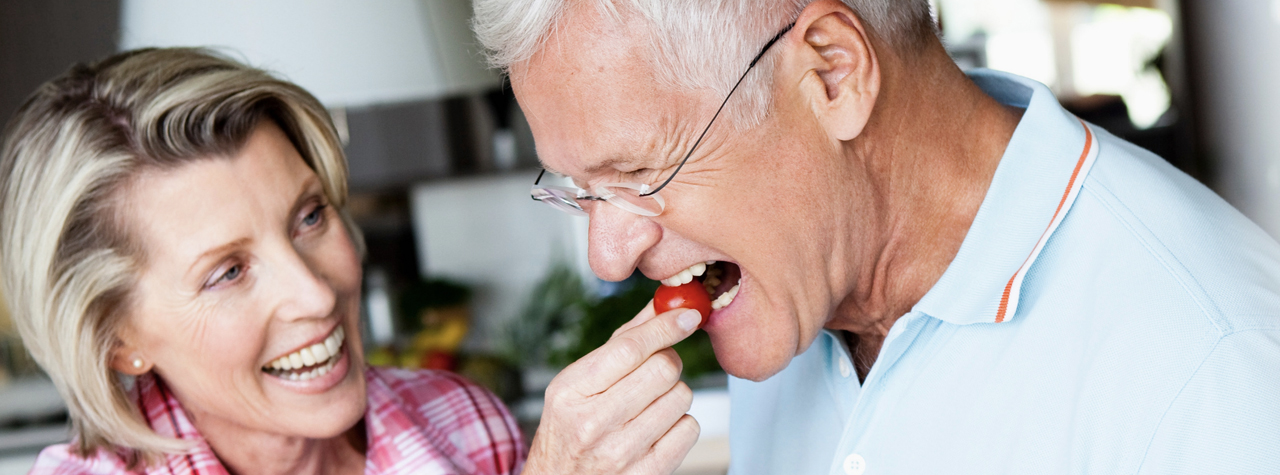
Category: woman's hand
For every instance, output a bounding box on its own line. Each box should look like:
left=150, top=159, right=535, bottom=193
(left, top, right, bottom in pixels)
left=523, top=303, right=703, bottom=475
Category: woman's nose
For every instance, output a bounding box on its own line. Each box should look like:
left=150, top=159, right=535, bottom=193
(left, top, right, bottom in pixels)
left=268, top=248, right=338, bottom=322
left=587, top=202, right=661, bottom=282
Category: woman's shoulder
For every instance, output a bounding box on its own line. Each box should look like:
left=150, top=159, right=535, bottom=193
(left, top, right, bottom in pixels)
left=366, top=366, right=502, bottom=409
left=363, top=366, right=526, bottom=475
left=27, top=444, right=135, bottom=475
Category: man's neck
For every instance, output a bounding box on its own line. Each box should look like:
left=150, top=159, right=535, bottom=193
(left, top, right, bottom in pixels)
left=829, top=46, right=1023, bottom=378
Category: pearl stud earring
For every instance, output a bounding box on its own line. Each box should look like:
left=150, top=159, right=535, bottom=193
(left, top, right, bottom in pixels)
left=131, top=358, right=144, bottom=369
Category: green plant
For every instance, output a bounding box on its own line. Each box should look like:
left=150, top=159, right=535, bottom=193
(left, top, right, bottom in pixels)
left=507, top=261, right=722, bottom=380
left=504, top=262, right=587, bottom=366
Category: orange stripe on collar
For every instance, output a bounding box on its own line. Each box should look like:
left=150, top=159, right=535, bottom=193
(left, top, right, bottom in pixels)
left=995, top=118, right=1099, bottom=323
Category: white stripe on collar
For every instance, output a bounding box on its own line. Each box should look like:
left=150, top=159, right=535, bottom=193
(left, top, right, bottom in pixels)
left=995, top=119, right=1100, bottom=323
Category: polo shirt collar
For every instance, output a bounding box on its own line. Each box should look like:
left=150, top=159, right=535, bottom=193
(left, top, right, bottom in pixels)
left=913, top=70, right=1100, bottom=326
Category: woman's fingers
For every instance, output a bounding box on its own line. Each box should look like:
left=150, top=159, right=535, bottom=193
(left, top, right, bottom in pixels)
left=565, top=308, right=701, bottom=396
left=604, top=348, right=684, bottom=424
left=588, top=382, right=696, bottom=475
left=627, top=414, right=701, bottom=475
left=523, top=306, right=704, bottom=475
left=621, top=380, right=695, bottom=446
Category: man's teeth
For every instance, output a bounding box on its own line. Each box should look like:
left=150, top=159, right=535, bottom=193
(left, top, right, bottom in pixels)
left=661, top=262, right=708, bottom=287
left=658, top=261, right=742, bottom=310
left=265, top=326, right=345, bottom=381
left=711, top=284, right=740, bottom=310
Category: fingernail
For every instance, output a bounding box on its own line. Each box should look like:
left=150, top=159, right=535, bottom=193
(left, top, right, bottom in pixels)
left=677, top=309, right=701, bottom=332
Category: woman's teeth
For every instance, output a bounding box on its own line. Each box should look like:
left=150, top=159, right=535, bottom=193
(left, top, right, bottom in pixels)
left=660, top=261, right=709, bottom=287
left=264, top=326, right=345, bottom=381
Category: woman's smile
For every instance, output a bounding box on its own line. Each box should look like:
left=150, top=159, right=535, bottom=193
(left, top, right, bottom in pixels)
left=263, top=323, right=354, bottom=394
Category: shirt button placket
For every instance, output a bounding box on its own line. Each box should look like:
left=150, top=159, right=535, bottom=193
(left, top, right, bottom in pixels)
left=832, top=342, right=854, bottom=379
left=842, top=453, right=867, bottom=475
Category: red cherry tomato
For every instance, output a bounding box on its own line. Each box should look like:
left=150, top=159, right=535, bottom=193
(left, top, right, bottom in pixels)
left=653, top=281, right=713, bottom=327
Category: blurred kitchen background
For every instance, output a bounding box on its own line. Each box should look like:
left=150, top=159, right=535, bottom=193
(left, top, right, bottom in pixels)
left=0, top=0, right=1276, bottom=474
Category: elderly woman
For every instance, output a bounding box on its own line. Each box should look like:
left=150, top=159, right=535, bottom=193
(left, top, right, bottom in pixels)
left=0, top=48, right=524, bottom=475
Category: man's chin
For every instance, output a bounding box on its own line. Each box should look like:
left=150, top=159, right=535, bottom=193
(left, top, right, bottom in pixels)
left=710, top=337, right=795, bottom=383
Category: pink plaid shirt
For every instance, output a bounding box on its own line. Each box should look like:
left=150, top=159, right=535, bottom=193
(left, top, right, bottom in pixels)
left=30, top=367, right=525, bottom=475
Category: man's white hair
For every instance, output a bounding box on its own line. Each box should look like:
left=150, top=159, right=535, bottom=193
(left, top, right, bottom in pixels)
left=474, top=0, right=934, bottom=127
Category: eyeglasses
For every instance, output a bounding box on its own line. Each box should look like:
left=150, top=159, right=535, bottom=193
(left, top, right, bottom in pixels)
left=532, top=22, right=796, bottom=217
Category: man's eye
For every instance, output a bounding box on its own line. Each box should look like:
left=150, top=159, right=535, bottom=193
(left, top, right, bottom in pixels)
left=623, top=168, right=656, bottom=181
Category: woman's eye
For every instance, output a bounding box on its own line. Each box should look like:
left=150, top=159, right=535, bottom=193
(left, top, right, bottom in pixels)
left=302, top=204, right=326, bottom=227
left=206, top=264, right=243, bottom=288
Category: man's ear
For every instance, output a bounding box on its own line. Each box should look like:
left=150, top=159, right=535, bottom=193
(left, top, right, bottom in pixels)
left=789, top=0, right=880, bottom=142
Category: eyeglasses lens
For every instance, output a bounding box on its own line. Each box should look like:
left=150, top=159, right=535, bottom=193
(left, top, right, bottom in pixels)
left=532, top=187, right=588, bottom=216
left=598, top=184, right=665, bottom=217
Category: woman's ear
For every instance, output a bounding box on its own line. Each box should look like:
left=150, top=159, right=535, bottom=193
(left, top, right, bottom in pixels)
left=790, top=0, right=881, bottom=142
left=110, top=340, right=152, bottom=375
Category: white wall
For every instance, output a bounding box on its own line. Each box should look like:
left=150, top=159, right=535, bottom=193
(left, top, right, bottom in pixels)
left=1189, top=0, right=1280, bottom=237
left=410, top=173, right=591, bottom=352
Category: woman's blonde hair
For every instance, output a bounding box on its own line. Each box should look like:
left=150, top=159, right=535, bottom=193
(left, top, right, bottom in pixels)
left=0, top=48, right=363, bottom=462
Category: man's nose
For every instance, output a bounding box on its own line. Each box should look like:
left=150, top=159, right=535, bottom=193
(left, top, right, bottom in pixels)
left=587, top=201, right=661, bottom=282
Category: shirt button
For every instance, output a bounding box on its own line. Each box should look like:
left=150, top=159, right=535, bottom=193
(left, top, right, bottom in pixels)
left=843, top=453, right=866, bottom=475
left=838, top=355, right=853, bottom=378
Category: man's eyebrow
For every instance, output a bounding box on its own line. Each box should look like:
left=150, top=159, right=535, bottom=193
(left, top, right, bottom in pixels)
left=544, top=156, right=638, bottom=178
left=585, top=156, right=633, bottom=174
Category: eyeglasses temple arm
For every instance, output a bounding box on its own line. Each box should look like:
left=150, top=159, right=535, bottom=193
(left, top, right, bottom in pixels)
left=641, top=22, right=796, bottom=197
left=752, top=23, right=796, bottom=68
left=531, top=169, right=547, bottom=201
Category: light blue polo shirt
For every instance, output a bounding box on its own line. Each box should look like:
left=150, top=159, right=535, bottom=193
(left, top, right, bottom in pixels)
left=728, top=69, right=1280, bottom=475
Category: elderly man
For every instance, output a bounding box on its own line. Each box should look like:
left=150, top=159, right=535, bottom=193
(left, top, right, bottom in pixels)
left=475, top=0, right=1280, bottom=474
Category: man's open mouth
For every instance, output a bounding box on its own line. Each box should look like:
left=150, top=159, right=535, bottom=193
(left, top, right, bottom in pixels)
left=660, top=261, right=743, bottom=310
left=262, top=326, right=346, bottom=382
